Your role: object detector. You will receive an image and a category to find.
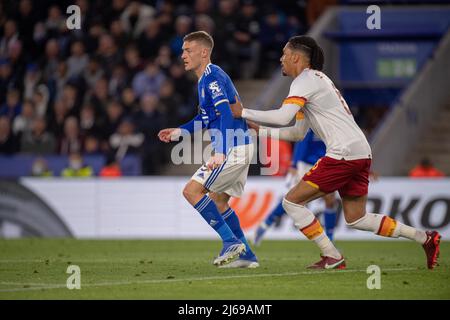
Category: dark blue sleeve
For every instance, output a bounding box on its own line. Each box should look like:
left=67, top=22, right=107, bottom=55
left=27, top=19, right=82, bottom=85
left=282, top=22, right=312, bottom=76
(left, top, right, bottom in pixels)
left=205, top=74, right=234, bottom=154
left=215, top=101, right=235, bottom=154
left=179, top=114, right=205, bottom=133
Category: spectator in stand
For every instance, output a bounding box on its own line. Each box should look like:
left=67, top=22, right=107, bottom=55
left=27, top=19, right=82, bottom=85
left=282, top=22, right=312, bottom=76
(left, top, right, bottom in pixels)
left=158, top=79, right=187, bottom=127
left=47, top=99, right=68, bottom=138
left=212, top=0, right=238, bottom=76
left=61, top=152, right=93, bottom=177
left=0, top=20, right=19, bottom=57
left=120, top=87, right=138, bottom=114
left=232, top=0, right=260, bottom=79
left=0, top=116, right=17, bottom=154
left=40, top=39, right=60, bottom=83
left=0, top=58, right=19, bottom=105
left=32, top=85, right=50, bottom=118
left=120, top=1, right=155, bottom=39
left=109, top=18, right=130, bottom=49
left=0, top=89, right=22, bottom=121
left=21, top=116, right=56, bottom=155
left=132, top=60, right=166, bottom=98
left=104, top=100, right=125, bottom=139
left=409, top=157, right=445, bottom=178
left=67, top=40, right=89, bottom=79
left=83, top=135, right=102, bottom=156
left=12, top=99, right=35, bottom=138
left=109, top=64, right=128, bottom=99
left=83, top=56, right=104, bottom=90
left=89, top=77, right=110, bottom=116
left=23, top=63, right=41, bottom=100
left=30, top=157, right=53, bottom=177
left=58, top=116, right=83, bottom=155
left=79, top=103, right=105, bottom=138
left=96, top=34, right=122, bottom=77
left=99, top=153, right=122, bottom=177
left=133, top=93, right=166, bottom=174
left=138, top=20, right=164, bottom=60
left=109, top=117, right=144, bottom=161
left=123, top=45, right=143, bottom=83
left=170, top=15, right=192, bottom=57
left=259, top=8, right=291, bottom=77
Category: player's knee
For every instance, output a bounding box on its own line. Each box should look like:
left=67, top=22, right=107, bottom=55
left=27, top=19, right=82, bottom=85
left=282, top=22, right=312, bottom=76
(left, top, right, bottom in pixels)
left=182, top=184, right=197, bottom=203
left=344, top=212, right=365, bottom=225
left=284, top=190, right=296, bottom=204
left=282, top=197, right=301, bottom=212
left=284, top=190, right=305, bottom=206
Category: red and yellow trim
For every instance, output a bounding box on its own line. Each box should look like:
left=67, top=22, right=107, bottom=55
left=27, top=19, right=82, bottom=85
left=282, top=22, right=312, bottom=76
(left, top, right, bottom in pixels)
left=377, top=216, right=398, bottom=237
left=305, top=180, right=319, bottom=189
left=283, top=96, right=306, bottom=108
left=300, top=218, right=324, bottom=240
left=296, top=110, right=305, bottom=120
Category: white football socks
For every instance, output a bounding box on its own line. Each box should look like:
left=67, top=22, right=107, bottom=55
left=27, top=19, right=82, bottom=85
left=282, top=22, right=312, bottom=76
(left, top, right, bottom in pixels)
left=282, top=198, right=341, bottom=259
left=347, top=213, right=427, bottom=244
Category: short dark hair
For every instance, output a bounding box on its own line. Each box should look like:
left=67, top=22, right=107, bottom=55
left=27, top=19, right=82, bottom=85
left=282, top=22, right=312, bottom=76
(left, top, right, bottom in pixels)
left=287, top=36, right=324, bottom=71
left=183, top=31, right=214, bottom=50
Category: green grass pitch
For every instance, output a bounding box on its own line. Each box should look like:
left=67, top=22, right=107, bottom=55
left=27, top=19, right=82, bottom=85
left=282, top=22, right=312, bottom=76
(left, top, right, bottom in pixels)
left=0, top=239, right=449, bottom=299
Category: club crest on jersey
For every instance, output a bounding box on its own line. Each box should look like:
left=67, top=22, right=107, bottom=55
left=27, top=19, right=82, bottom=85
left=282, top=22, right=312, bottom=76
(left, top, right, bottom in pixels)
left=208, top=81, right=223, bottom=99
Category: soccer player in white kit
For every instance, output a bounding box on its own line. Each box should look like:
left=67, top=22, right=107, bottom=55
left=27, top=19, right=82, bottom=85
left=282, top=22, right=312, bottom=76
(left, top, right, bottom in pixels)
left=231, top=36, right=441, bottom=270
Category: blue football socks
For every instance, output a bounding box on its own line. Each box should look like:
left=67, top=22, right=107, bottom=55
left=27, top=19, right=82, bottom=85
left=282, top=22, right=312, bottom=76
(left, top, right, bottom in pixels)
left=194, top=195, right=236, bottom=242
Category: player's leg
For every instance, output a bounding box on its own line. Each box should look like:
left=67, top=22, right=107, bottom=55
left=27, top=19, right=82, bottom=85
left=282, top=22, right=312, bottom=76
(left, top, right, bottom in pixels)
left=283, top=180, right=345, bottom=269
left=322, top=192, right=338, bottom=241
left=342, top=194, right=441, bottom=269
left=183, top=178, right=245, bottom=265
left=201, top=144, right=254, bottom=266
left=209, top=192, right=259, bottom=268
left=253, top=198, right=285, bottom=246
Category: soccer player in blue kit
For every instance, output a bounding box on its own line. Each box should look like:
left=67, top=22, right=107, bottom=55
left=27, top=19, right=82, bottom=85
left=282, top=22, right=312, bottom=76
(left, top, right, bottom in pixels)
left=158, top=31, right=258, bottom=268
left=253, top=129, right=338, bottom=246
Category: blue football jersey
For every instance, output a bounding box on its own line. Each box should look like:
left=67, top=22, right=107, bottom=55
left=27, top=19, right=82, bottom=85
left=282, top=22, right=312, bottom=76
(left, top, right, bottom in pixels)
left=198, top=63, right=252, bottom=153
left=292, top=129, right=326, bottom=166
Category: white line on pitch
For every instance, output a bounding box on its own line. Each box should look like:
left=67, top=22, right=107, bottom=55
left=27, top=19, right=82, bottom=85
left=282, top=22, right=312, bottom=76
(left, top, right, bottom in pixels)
left=0, top=267, right=416, bottom=293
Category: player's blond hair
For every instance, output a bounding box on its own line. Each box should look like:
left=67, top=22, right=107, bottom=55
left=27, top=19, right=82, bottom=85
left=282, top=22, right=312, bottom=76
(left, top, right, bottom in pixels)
left=183, top=31, right=214, bottom=51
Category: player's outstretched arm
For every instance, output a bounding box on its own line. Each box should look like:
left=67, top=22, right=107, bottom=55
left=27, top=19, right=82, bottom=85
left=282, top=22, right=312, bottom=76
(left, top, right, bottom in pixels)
left=258, top=119, right=309, bottom=142
left=158, top=128, right=180, bottom=143
left=230, top=101, right=299, bottom=126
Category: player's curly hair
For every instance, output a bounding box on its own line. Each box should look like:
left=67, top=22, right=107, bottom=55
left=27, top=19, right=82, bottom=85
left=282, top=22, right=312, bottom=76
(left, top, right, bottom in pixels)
left=288, top=36, right=324, bottom=71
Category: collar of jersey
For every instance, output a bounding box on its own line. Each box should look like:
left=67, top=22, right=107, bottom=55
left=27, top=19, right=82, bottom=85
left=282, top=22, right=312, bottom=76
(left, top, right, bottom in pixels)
left=198, top=63, right=213, bottom=83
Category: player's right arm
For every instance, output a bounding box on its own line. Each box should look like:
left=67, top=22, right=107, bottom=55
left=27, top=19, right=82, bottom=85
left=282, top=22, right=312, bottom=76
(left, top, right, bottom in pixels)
left=231, top=76, right=313, bottom=126
left=247, top=115, right=309, bottom=142
left=158, top=112, right=206, bottom=143
left=259, top=118, right=309, bottom=142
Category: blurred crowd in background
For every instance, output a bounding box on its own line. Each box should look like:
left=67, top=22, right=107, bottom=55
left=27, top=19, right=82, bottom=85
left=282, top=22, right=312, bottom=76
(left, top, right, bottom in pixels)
left=0, top=0, right=321, bottom=175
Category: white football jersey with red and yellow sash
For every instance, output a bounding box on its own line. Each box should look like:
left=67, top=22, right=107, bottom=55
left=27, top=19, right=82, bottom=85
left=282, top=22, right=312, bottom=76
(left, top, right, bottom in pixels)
left=284, top=68, right=372, bottom=160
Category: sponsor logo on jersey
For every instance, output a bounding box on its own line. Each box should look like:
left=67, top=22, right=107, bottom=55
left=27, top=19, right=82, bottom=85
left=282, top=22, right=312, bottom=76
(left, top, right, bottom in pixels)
left=208, top=81, right=223, bottom=99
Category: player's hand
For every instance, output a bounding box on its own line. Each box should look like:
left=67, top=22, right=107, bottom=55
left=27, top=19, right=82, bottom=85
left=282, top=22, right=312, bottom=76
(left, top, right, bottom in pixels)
left=229, top=95, right=243, bottom=118
left=246, top=120, right=260, bottom=134
left=207, top=153, right=226, bottom=170
left=158, top=128, right=180, bottom=143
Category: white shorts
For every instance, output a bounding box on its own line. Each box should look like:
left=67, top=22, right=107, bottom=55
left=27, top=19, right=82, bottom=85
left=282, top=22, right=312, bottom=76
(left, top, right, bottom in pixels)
left=191, top=144, right=254, bottom=198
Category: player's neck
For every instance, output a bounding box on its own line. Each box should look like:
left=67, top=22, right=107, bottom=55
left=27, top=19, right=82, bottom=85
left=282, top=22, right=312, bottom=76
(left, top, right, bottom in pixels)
left=293, top=65, right=309, bottom=78
left=195, top=60, right=211, bottom=79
